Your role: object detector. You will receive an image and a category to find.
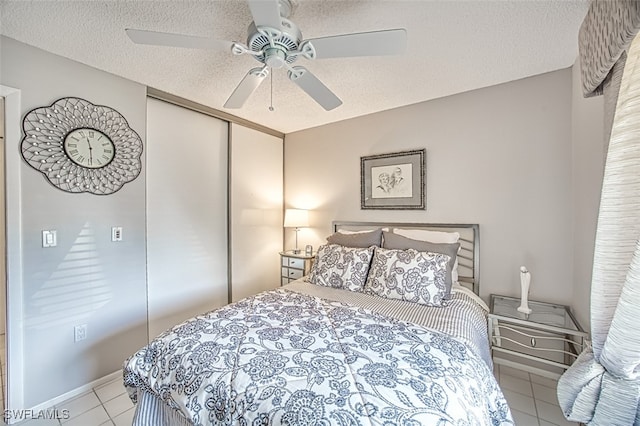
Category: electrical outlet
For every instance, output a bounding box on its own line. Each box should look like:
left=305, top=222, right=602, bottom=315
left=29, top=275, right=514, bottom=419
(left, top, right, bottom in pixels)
left=74, top=324, right=87, bottom=342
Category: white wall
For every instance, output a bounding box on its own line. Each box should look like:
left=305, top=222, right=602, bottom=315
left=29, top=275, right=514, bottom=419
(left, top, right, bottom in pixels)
left=285, top=69, right=577, bottom=307
left=1, top=36, right=147, bottom=408
left=570, top=59, right=605, bottom=331
left=229, top=123, right=283, bottom=302
left=146, top=98, right=229, bottom=339
left=0, top=96, right=5, bottom=337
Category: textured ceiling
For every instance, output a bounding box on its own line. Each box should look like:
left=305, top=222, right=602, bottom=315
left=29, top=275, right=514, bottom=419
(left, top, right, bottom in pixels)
left=1, top=0, right=589, bottom=134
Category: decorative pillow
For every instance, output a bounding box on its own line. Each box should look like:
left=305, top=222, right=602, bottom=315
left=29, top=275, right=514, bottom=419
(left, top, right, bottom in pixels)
left=392, top=228, right=461, bottom=283
left=337, top=227, right=389, bottom=234
left=326, top=228, right=382, bottom=248
left=392, top=228, right=460, bottom=244
left=382, top=231, right=459, bottom=297
left=306, top=244, right=375, bottom=292
left=364, top=247, right=451, bottom=306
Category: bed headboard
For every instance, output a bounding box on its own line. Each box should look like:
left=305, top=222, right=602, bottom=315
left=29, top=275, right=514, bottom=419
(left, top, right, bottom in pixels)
left=332, top=221, right=480, bottom=295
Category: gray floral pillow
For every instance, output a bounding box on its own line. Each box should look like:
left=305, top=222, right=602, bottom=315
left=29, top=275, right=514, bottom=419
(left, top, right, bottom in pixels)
left=364, top=247, right=451, bottom=306
left=306, top=244, right=374, bottom=292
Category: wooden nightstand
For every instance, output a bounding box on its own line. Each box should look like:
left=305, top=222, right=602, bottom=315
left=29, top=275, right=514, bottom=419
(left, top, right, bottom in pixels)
left=279, top=251, right=314, bottom=286
left=488, top=294, right=588, bottom=378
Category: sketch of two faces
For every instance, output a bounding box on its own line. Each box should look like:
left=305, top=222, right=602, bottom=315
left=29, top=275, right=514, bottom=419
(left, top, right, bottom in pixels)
left=372, top=164, right=412, bottom=199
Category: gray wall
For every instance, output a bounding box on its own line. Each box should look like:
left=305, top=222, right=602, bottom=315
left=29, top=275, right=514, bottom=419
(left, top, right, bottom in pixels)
left=285, top=69, right=585, bottom=311
left=1, top=36, right=148, bottom=408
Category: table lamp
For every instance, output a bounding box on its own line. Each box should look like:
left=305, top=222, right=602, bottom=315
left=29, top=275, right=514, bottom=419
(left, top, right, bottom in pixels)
left=284, top=209, right=309, bottom=254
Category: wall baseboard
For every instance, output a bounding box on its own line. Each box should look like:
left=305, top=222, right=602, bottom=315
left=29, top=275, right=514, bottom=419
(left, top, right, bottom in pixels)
left=11, top=370, right=122, bottom=425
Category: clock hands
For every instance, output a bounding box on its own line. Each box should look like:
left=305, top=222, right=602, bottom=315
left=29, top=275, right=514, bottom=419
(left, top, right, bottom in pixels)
left=86, top=137, right=94, bottom=166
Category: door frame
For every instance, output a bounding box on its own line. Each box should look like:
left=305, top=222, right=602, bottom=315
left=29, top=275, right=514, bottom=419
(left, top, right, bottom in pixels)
left=1, top=85, right=25, bottom=414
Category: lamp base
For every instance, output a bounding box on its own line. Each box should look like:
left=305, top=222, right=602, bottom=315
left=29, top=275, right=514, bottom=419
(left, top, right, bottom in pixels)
left=291, top=248, right=301, bottom=254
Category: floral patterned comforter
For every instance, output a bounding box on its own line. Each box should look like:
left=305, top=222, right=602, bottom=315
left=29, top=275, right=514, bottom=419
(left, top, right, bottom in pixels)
left=123, top=288, right=513, bottom=425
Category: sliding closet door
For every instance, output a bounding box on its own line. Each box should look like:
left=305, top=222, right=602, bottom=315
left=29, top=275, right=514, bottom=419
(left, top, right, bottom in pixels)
left=146, top=98, right=228, bottom=339
left=230, top=123, right=283, bottom=302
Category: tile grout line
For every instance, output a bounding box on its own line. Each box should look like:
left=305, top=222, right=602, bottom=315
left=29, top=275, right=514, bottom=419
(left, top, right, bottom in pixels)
left=94, top=384, right=123, bottom=425
left=93, top=389, right=112, bottom=424
left=499, top=367, right=574, bottom=426
left=527, top=372, right=543, bottom=426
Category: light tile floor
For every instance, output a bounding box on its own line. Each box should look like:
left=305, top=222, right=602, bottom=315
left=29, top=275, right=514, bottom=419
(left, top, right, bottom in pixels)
left=3, top=377, right=134, bottom=426
left=0, top=331, right=134, bottom=426
left=495, top=364, right=580, bottom=426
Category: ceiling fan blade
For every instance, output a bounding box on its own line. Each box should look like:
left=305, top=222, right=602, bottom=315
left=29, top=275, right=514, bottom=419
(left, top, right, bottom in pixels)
left=247, top=0, right=282, bottom=30
left=288, top=66, right=342, bottom=111
left=307, top=29, right=407, bottom=59
left=125, top=29, right=232, bottom=51
left=224, top=67, right=269, bottom=109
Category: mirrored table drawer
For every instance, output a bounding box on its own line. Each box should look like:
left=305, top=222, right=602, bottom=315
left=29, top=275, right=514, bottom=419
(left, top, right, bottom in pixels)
left=279, top=251, right=315, bottom=286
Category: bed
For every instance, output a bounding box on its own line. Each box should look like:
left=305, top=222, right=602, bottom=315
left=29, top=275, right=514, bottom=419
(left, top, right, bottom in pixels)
left=123, top=222, right=513, bottom=425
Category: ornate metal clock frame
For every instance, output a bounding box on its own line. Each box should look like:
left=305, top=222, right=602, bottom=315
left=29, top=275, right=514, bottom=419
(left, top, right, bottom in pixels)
left=21, top=97, right=143, bottom=195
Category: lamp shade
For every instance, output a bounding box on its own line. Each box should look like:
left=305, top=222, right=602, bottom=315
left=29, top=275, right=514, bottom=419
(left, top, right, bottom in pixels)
left=283, top=209, right=309, bottom=228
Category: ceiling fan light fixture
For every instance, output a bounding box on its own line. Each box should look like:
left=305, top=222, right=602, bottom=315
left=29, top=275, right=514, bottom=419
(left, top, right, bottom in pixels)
left=247, top=20, right=301, bottom=63
left=264, top=48, right=287, bottom=68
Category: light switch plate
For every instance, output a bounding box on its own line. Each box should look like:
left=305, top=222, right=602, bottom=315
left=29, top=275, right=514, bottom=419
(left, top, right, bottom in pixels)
left=42, top=230, right=57, bottom=248
left=111, top=227, right=123, bottom=242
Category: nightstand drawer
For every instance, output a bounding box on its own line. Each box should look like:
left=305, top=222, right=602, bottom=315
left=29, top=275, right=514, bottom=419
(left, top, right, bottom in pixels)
left=287, top=257, right=305, bottom=269
left=492, top=324, right=572, bottom=357
left=281, top=267, right=304, bottom=280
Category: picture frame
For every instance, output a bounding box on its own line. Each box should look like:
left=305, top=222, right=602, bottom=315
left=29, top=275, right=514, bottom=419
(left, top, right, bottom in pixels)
left=360, top=149, right=425, bottom=210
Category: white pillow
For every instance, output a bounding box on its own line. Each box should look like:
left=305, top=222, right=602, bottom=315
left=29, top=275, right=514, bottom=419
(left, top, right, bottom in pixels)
left=392, top=228, right=461, bottom=282
left=338, top=227, right=389, bottom=234
left=392, top=228, right=460, bottom=243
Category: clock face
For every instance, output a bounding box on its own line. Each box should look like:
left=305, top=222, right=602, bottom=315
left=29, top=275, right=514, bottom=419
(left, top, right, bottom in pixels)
left=63, top=128, right=115, bottom=169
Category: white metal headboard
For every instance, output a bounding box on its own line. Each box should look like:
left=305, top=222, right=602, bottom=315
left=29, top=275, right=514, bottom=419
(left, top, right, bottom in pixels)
left=332, top=221, right=480, bottom=295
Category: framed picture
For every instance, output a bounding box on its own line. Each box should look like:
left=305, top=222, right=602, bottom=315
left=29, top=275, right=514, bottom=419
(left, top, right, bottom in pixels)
left=360, top=149, right=425, bottom=210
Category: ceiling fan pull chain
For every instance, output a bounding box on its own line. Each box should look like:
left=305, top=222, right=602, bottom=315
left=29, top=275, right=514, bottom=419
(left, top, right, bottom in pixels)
left=269, top=71, right=275, bottom=111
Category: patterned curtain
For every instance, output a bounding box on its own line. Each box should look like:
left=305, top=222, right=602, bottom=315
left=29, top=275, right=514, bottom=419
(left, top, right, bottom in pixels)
left=557, top=1, right=640, bottom=423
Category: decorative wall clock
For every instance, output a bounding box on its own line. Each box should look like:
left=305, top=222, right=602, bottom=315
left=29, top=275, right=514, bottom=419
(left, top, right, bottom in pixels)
left=21, top=97, right=143, bottom=195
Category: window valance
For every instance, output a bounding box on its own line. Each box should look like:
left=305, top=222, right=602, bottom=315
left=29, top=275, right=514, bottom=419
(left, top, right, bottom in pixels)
left=579, top=0, right=640, bottom=96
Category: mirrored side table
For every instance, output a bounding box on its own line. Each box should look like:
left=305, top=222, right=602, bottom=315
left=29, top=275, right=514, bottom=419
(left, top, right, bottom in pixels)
left=279, top=251, right=314, bottom=286
left=488, top=294, right=588, bottom=378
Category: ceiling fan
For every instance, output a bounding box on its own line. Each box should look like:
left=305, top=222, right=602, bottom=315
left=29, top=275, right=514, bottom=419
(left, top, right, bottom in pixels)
left=126, top=0, right=407, bottom=111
